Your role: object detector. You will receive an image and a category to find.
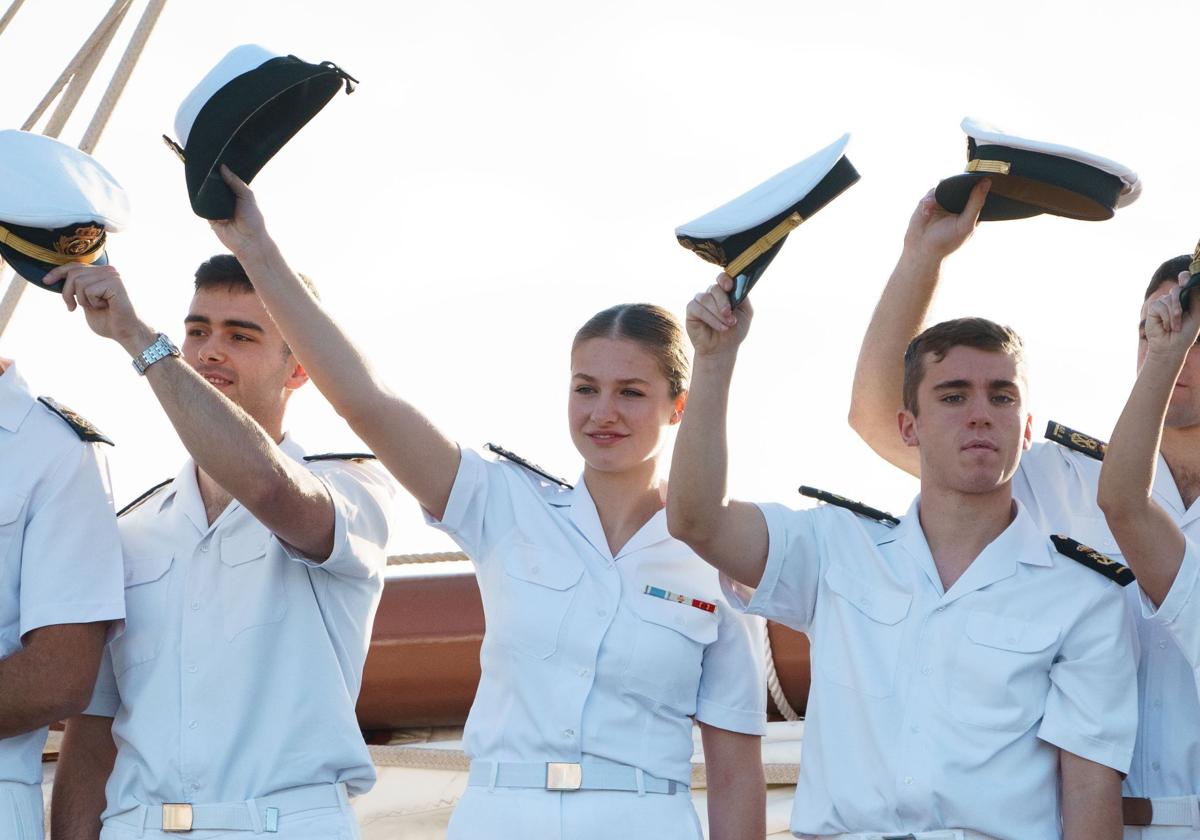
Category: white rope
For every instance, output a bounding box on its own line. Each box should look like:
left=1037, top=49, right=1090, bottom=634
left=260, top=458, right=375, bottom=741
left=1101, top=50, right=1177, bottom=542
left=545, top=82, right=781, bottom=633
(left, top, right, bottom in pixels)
left=764, top=625, right=801, bottom=722
left=0, top=0, right=26, bottom=40
left=388, top=551, right=470, bottom=566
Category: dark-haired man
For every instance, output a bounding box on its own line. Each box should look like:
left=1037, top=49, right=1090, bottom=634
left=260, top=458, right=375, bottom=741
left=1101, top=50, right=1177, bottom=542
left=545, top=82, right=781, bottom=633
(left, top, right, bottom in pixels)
left=46, top=253, right=396, bottom=840
left=669, top=274, right=1137, bottom=839
left=849, top=184, right=1200, bottom=839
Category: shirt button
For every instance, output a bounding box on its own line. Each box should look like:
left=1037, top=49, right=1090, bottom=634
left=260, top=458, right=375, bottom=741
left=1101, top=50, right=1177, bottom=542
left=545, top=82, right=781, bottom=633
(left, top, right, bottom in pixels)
left=530, top=564, right=540, bottom=574
left=191, top=781, right=201, bottom=791
left=190, top=600, right=201, bottom=611
left=1153, top=699, right=1163, bottom=710
left=921, top=666, right=932, bottom=675
left=935, top=606, right=945, bottom=612
left=577, top=668, right=589, bottom=678
left=596, top=608, right=607, bottom=617
left=1158, top=640, right=1169, bottom=650
left=904, top=776, right=913, bottom=785
left=910, top=725, right=919, bottom=734
left=199, top=544, right=209, bottom=554
left=563, top=728, right=574, bottom=739
left=1153, top=761, right=1162, bottom=772
left=188, top=720, right=198, bottom=730
left=186, top=664, right=198, bottom=674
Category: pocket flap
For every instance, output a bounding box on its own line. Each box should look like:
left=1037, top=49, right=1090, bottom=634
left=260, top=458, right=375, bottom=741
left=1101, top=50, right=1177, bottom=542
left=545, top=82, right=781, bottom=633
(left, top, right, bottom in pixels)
left=966, top=611, right=1059, bottom=653
left=825, top=563, right=912, bottom=625
left=502, top=544, right=583, bottom=591
left=631, top=589, right=719, bottom=645
left=220, top=530, right=270, bottom=567
left=123, top=553, right=172, bottom=587
left=0, top=492, right=24, bottom=526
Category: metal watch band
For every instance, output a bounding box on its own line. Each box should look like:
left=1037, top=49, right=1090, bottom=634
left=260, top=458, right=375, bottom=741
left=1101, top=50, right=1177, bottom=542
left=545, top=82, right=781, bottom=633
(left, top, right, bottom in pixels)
left=131, top=332, right=180, bottom=375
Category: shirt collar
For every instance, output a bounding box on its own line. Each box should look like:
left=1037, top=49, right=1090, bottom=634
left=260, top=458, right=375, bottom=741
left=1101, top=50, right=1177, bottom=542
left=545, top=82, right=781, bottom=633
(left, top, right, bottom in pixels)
left=548, top=473, right=672, bottom=561
left=880, top=495, right=1051, bottom=600
left=0, top=360, right=37, bottom=433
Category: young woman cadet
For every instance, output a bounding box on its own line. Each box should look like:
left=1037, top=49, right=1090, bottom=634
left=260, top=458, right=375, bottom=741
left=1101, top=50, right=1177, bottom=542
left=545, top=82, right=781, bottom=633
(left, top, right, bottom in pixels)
left=206, top=167, right=768, bottom=840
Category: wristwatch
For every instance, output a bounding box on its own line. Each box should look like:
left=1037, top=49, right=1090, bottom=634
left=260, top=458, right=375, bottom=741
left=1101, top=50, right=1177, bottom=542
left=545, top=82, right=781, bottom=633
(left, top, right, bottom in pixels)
left=131, top=333, right=181, bottom=375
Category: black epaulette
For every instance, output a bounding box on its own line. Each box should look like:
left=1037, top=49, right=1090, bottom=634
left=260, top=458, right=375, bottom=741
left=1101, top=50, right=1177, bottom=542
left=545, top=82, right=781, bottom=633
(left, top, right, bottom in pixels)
left=799, top=485, right=899, bottom=526
left=37, top=397, right=113, bottom=445
left=303, top=452, right=377, bottom=463
left=116, top=478, right=173, bottom=518
left=485, top=442, right=573, bottom=489
left=1045, top=421, right=1107, bottom=461
left=1051, top=535, right=1135, bottom=586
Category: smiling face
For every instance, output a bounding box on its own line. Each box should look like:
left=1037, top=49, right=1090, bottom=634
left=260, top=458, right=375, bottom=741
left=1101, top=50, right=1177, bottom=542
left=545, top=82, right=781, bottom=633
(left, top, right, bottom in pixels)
left=899, top=345, right=1032, bottom=496
left=568, top=336, right=685, bottom=477
left=181, top=285, right=307, bottom=438
left=1140, top=280, right=1200, bottom=429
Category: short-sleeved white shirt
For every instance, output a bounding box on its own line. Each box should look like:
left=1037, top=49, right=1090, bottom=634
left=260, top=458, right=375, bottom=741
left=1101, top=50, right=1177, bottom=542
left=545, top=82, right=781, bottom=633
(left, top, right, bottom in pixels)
left=724, top=496, right=1137, bottom=840
left=425, top=449, right=766, bottom=786
left=84, top=436, right=395, bottom=820
left=1143, top=537, right=1200, bottom=687
left=1017, top=441, right=1200, bottom=799
left=0, top=361, right=124, bottom=786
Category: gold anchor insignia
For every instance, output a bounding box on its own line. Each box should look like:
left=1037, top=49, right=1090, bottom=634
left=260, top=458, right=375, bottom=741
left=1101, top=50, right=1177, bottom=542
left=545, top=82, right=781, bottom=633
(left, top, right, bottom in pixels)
left=54, top=226, right=103, bottom=257
left=678, top=237, right=727, bottom=266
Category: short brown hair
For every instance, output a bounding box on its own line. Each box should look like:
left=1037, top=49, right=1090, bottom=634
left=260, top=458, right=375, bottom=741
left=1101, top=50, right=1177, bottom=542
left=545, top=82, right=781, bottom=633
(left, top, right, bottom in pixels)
left=902, top=317, right=1025, bottom=415
left=1145, top=255, right=1191, bottom=301
left=572, top=303, right=689, bottom=398
left=193, top=254, right=319, bottom=299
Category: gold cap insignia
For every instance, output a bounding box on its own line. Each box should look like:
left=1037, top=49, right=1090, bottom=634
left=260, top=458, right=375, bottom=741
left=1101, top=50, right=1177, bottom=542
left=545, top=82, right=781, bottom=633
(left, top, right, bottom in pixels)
left=678, top=237, right=727, bottom=267
left=54, top=226, right=104, bottom=257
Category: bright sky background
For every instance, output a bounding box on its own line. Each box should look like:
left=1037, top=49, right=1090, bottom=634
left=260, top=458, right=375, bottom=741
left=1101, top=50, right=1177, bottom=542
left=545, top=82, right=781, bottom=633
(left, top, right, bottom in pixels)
left=1, top=0, right=1197, bottom=555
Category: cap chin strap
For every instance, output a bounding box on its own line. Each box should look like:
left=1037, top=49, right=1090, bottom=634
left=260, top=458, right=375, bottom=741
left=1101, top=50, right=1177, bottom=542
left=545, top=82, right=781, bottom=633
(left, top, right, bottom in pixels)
left=0, top=223, right=105, bottom=266
left=725, top=211, right=803, bottom=278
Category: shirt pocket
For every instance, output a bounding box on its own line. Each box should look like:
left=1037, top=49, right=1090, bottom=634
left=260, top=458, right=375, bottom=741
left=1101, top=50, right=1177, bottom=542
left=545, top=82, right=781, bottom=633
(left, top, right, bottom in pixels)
left=950, top=610, right=1059, bottom=731
left=818, top=563, right=912, bottom=698
left=218, top=530, right=289, bottom=642
left=622, top=592, right=719, bottom=713
left=0, top=491, right=25, bottom=566
left=111, top=553, right=173, bottom=675
left=491, top=541, right=584, bottom=660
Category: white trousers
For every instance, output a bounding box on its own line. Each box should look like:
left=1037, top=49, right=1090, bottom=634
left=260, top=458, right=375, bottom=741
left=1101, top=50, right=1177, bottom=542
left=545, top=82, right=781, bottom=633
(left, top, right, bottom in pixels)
left=0, top=781, right=42, bottom=840
left=447, top=785, right=703, bottom=840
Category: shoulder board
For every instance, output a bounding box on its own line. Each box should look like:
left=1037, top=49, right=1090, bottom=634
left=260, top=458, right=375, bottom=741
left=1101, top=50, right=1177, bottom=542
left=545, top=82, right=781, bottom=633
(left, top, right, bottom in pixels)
left=1050, top=535, right=1134, bottom=586
left=485, top=442, right=573, bottom=489
left=1044, top=421, right=1107, bottom=461
left=799, top=485, right=899, bottom=526
left=116, top=478, right=173, bottom=518
left=303, top=452, right=377, bottom=463
left=37, top=396, right=113, bottom=445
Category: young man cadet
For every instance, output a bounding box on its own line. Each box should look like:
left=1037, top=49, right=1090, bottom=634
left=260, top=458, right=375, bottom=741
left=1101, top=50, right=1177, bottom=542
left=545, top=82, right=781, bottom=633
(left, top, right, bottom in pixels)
left=668, top=274, right=1138, bottom=840
left=1099, top=280, right=1200, bottom=832
left=849, top=182, right=1200, bottom=838
left=0, top=130, right=128, bottom=840
left=47, top=252, right=396, bottom=839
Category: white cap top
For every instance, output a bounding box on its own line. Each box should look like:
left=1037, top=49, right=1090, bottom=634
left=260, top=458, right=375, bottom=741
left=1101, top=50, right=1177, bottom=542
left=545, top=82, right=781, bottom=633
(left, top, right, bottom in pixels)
left=0, top=130, right=130, bottom=230
left=962, top=117, right=1141, bottom=207
left=676, top=134, right=851, bottom=240
left=174, top=44, right=280, bottom=146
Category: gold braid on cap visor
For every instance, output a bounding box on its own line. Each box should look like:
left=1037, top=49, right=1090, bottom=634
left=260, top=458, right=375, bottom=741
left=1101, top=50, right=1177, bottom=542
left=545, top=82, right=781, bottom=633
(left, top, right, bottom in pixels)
left=0, top=223, right=105, bottom=266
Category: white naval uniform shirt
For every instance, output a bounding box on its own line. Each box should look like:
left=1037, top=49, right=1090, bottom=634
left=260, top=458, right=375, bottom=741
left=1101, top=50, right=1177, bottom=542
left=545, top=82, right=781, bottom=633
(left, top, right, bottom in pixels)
left=425, top=449, right=766, bottom=788
left=1017, top=441, right=1200, bottom=800
left=724, top=497, right=1138, bottom=840
left=0, top=362, right=124, bottom=787
left=84, top=435, right=395, bottom=821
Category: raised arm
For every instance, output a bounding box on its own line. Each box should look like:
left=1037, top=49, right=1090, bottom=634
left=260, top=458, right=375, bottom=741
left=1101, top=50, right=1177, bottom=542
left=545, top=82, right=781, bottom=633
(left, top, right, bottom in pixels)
left=666, top=273, right=769, bottom=588
left=1098, top=277, right=1197, bottom=606
left=208, top=167, right=460, bottom=520
left=847, top=181, right=990, bottom=475
left=44, top=262, right=337, bottom=558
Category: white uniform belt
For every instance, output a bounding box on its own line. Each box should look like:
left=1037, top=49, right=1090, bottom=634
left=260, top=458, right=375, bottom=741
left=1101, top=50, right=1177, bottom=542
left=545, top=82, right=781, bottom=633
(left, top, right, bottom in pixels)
left=108, top=782, right=344, bottom=833
left=467, top=758, right=683, bottom=795
left=820, top=831, right=998, bottom=840
left=1123, top=795, right=1200, bottom=827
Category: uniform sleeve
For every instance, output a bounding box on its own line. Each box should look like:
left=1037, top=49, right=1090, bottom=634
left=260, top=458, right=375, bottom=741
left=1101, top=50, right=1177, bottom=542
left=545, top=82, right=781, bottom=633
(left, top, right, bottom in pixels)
left=275, top=459, right=396, bottom=579
left=19, top=442, right=125, bottom=637
left=695, top=606, right=767, bottom=736
left=1142, top=536, right=1200, bottom=678
left=719, top=503, right=824, bottom=634
left=82, top=644, right=119, bottom=718
left=423, top=448, right=508, bottom=560
left=1038, top=581, right=1139, bottom=773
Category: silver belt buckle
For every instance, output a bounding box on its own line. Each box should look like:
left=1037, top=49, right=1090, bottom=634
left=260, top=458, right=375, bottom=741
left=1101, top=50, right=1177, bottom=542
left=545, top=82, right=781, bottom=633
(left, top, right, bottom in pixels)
left=546, top=761, right=582, bottom=791
left=161, top=803, right=194, bottom=832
